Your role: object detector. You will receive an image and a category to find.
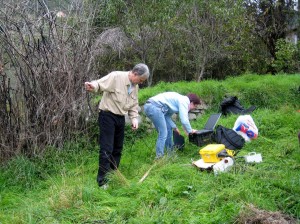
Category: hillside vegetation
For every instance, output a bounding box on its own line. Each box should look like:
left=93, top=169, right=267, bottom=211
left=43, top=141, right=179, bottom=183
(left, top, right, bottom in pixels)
left=0, top=74, right=299, bottom=223
left=2, top=0, right=299, bottom=161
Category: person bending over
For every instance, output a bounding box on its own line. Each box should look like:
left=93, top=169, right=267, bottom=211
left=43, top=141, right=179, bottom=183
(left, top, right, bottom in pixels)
left=144, top=92, right=200, bottom=159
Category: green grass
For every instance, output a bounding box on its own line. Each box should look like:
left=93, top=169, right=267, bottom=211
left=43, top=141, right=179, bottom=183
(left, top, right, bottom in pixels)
left=0, top=74, right=299, bottom=223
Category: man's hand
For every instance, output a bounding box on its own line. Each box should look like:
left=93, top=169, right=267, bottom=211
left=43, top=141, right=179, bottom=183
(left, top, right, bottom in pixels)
left=131, top=119, right=139, bottom=130
left=85, top=82, right=94, bottom=92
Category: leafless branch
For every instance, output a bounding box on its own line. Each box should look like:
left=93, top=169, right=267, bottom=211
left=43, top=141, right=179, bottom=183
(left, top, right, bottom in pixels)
left=0, top=0, right=99, bottom=161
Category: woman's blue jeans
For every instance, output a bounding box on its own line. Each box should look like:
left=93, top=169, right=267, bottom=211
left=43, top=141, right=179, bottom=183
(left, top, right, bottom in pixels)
left=144, top=103, right=173, bottom=158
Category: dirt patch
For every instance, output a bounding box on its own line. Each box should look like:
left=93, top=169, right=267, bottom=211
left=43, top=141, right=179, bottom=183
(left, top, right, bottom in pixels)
left=237, top=204, right=299, bottom=224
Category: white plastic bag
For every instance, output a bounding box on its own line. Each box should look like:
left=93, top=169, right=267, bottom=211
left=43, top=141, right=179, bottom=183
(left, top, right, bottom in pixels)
left=233, top=115, right=258, bottom=142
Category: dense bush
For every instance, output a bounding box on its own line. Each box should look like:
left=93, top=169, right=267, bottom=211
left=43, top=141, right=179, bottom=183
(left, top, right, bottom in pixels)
left=272, top=39, right=300, bottom=73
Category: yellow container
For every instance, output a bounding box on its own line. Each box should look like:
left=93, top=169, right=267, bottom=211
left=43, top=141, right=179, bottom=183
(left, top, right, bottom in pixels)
left=199, top=144, right=226, bottom=163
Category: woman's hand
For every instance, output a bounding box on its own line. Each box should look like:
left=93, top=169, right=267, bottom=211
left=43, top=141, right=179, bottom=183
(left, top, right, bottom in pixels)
left=173, top=127, right=180, bottom=134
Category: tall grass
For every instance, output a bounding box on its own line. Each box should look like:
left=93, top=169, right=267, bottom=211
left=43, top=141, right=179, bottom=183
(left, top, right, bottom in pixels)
left=0, top=74, right=299, bottom=223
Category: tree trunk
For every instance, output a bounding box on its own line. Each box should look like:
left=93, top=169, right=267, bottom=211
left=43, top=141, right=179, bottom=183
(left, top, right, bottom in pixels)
left=197, top=56, right=206, bottom=82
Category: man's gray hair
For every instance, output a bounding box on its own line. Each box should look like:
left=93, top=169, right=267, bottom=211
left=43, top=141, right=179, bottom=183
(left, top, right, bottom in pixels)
left=132, top=63, right=150, bottom=79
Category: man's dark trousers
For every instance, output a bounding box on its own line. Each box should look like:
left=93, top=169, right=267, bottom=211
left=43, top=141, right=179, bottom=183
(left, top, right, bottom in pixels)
left=97, top=111, right=125, bottom=186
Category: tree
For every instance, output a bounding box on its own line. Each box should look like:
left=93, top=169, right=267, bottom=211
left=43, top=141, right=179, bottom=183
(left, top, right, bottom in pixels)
left=119, top=0, right=180, bottom=86
left=244, top=0, right=297, bottom=73
left=177, top=0, right=249, bottom=81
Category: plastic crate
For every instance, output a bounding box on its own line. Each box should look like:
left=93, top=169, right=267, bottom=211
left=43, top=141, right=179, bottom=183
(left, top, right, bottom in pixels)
left=189, top=131, right=214, bottom=147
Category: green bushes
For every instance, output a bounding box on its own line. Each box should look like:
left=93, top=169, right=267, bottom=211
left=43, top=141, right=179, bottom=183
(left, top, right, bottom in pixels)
left=272, top=39, right=300, bottom=73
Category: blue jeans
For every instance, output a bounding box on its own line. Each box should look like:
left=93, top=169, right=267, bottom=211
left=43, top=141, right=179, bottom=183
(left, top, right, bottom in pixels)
left=144, top=103, right=173, bottom=157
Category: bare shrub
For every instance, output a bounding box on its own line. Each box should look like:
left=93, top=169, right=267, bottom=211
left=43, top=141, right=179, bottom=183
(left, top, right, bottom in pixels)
left=0, top=0, right=99, bottom=161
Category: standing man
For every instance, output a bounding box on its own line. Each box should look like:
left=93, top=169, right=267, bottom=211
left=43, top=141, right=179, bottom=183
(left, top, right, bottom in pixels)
left=144, top=92, right=200, bottom=159
left=85, top=63, right=150, bottom=188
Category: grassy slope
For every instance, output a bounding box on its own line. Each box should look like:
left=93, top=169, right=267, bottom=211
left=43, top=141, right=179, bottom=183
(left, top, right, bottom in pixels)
left=0, top=74, right=299, bottom=223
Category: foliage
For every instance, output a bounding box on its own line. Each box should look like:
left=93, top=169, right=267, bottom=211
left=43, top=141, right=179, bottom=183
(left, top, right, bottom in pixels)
left=272, top=39, right=299, bottom=73
left=103, top=0, right=181, bottom=86
left=91, top=0, right=300, bottom=84
left=244, top=0, right=297, bottom=73
left=177, top=0, right=249, bottom=81
left=0, top=74, right=299, bottom=223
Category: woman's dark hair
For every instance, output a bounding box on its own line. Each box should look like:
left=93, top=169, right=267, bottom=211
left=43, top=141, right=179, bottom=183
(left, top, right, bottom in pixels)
left=187, top=93, right=200, bottom=105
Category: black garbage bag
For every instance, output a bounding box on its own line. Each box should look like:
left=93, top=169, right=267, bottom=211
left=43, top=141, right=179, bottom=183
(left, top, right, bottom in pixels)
left=219, top=96, right=256, bottom=116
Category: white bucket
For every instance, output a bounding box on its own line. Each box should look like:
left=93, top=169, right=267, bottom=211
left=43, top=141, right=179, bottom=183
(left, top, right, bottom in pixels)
left=213, top=157, right=234, bottom=175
